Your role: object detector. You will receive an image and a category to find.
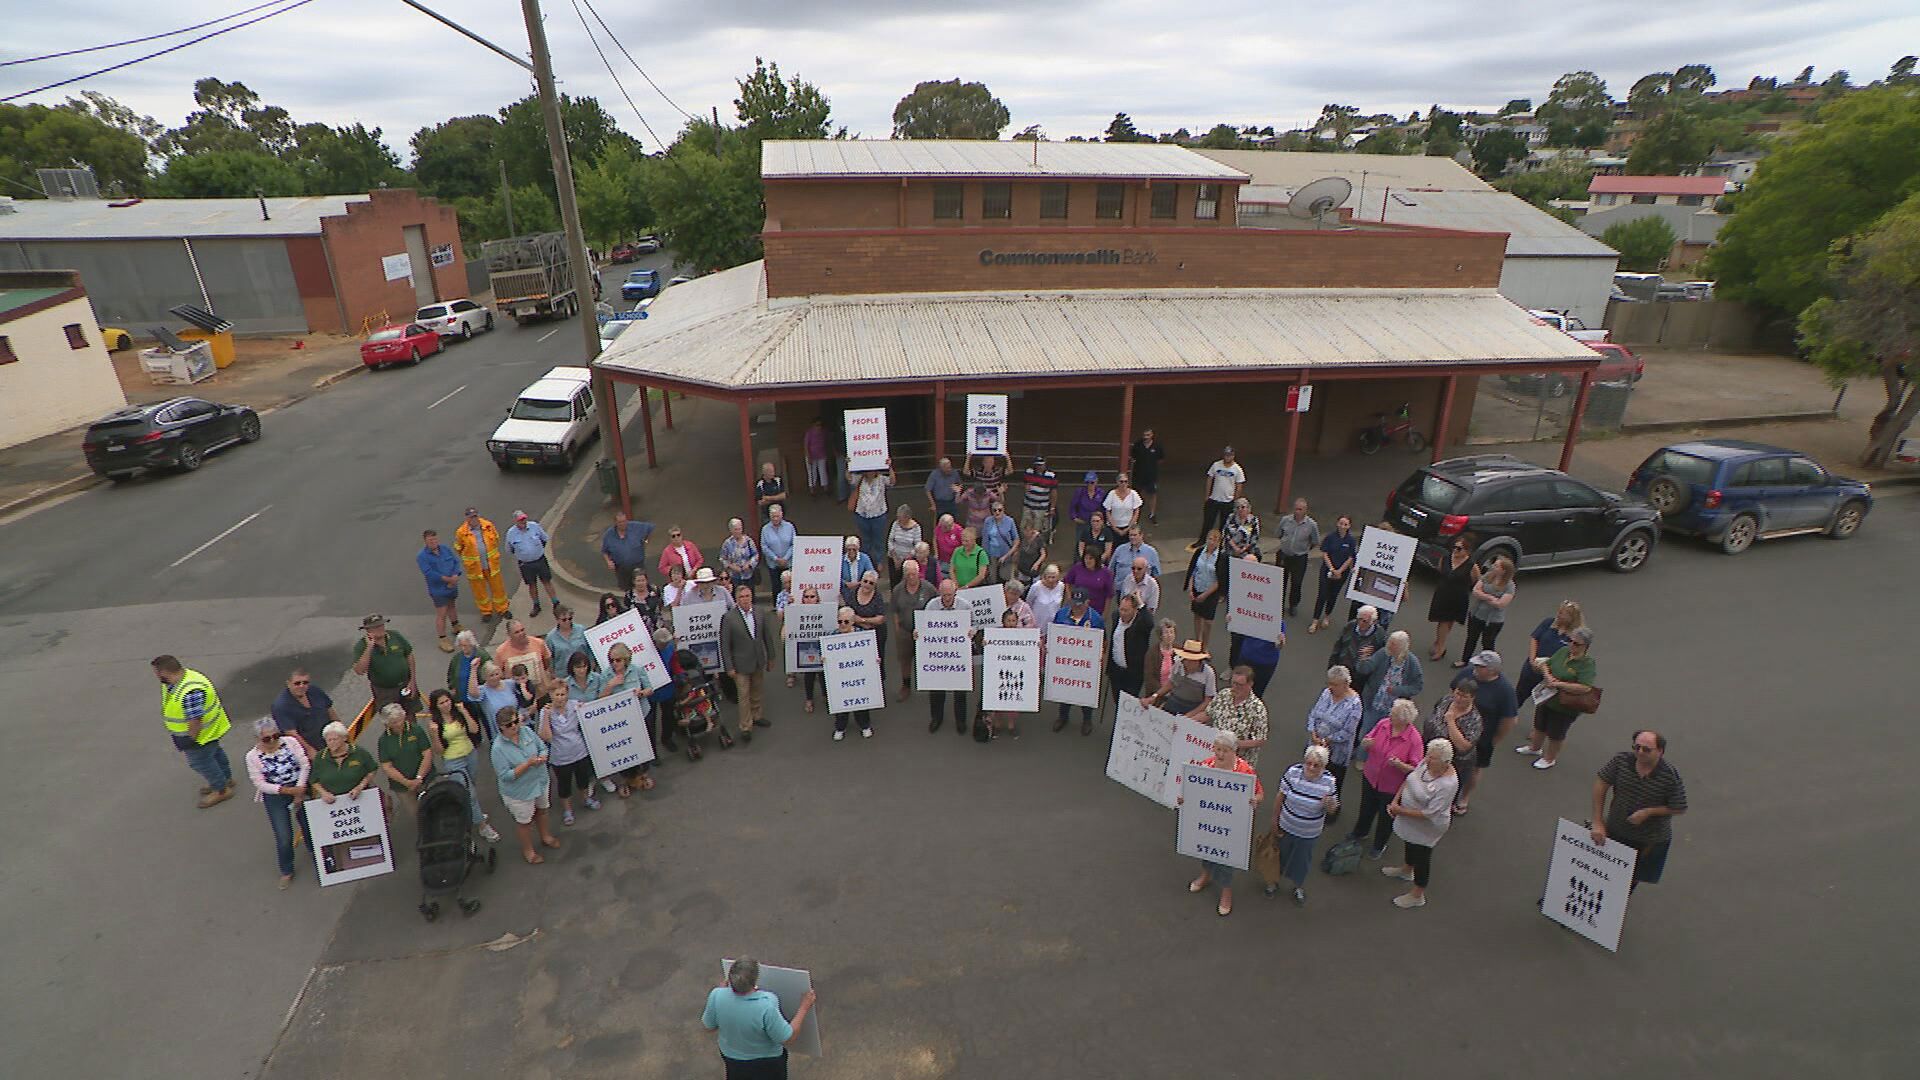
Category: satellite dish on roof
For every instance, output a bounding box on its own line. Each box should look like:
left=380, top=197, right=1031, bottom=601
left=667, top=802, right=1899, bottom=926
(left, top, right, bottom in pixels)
left=1287, top=176, right=1354, bottom=228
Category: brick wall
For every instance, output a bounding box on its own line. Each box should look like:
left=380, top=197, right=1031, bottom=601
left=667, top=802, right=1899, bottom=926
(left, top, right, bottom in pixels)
left=763, top=225, right=1504, bottom=297
left=283, top=235, right=340, bottom=333
left=764, top=178, right=1239, bottom=232
left=318, top=189, right=467, bottom=333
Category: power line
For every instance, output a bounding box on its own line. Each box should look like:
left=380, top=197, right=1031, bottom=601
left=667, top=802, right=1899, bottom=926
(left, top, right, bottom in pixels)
left=0, top=1, right=293, bottom=69
left=578, top=0, right=696, bottom=122
left=0, top=0, right=318, bottom=104
left=566, top=0, right=664, bottom=148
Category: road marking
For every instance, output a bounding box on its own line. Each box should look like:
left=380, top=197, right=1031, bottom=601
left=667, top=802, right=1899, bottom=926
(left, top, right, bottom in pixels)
left=427, top=384, right=467, bottom=410
left=169, top=506, right=271, bottom=568
left=537, top=328, right=560, bottom=343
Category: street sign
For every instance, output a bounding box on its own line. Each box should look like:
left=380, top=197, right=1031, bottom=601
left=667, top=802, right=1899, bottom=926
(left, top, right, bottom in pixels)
left=1287, top=384, right=1314, bottom=413
left=606, top=310, right=650, bottom=321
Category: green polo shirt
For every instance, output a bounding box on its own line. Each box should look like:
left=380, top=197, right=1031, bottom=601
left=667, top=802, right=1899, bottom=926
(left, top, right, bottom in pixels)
left=950, top=545, right=990, bottom=587
left=377, top=722, right=431, bottom=791
left=310, top=746, right=378, bottom=796
left=354, top=631, right=414, bottom=689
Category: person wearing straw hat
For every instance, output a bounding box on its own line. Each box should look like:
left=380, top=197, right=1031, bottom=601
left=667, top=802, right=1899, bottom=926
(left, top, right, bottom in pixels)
left=1147, top=637, right=1217, bottom=721
left=686, top=566, right=726, bottom=606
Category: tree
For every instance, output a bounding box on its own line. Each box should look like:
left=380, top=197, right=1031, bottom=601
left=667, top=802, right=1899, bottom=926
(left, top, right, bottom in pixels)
left=495, top=93, right=640, bottom=198
left=1354, top=128, right=1412, bottom=155
left=1104, top=113, right=1146, bottom=142
left=1601, top=216, right=1678, bottom=271
left=292, top=123, right=403, bottom=194
left=1890, top=56, right=1918, bottom=86
left=1625, top=109, right=1713, bottom=174
left=1198, top=123, right=1243, bottom=149
left=1538, top=71, right=1611, bottom=132
left=642, top=136, right=763, bottom=272
left=1501, top=98, right=1533, bottom=116
left=1471, top=129, right=1530, bottom=176
left=62, top=91, right=161, bottom=146
left=1821, top=70, right=1852, bottom=97
left=1011, top=124, right=1045, bottom=141
left=1793, top=66, right=1815, bottom=86
left=1797, top=193, right=1920, bottom=464
left=150, top=149, right=305, bottom=197
left=1628, top=64, right=1716, bottom=117
left=574, top=142, right=651, bottom=251
left=1495, top=166, right=1591, bottom=207
left=409, top=115, right=503, bottom=200
left=891, top=79, right=1010, bottom=139
left=735, top=57, right=836, bottom=142
left=156, top=77, right=295, bottom=156
left=1161, top=127, right=1192, bottom=145
left=1314, top=103, right=1360, bottom=146
left=1710, top=87, right=1920, bottom=315
left=453, top=184, right=557, bottom=252
left=0, top=102, right=152, bottom=196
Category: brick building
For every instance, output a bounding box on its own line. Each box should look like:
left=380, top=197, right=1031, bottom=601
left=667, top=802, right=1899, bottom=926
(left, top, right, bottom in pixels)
left=595, top=140, right=1602, bottom=520
left=0, top=188, right=467, bottom=336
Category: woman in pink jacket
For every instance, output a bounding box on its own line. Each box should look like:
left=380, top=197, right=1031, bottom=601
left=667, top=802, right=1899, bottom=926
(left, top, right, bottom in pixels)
left=246, top=717, right=312, bottom=889
left=1344, top=699, right=1425, bottom=858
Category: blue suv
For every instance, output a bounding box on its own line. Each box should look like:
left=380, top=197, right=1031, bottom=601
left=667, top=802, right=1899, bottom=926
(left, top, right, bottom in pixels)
left=1625, top=439, right=1872, bottom=554
left=620, top=269, right=660, bottom=302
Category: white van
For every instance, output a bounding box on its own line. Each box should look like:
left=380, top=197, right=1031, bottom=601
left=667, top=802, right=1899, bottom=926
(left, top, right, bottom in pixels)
left=487, top=366, right=597, bottom=469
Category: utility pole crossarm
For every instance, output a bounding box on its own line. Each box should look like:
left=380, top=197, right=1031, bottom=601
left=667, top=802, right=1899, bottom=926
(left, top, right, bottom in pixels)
left=399, top=0, right=535, bottom=72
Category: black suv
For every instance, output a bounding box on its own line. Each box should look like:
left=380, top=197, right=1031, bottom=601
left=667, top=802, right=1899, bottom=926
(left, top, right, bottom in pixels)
left=82, top=396, right=261, bottom=480
left=1385, top=455, right=1659, bottom=574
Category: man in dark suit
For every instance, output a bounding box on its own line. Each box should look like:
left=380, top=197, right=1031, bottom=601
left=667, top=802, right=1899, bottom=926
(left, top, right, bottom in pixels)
left=718, top=585, right=774, bottom=742
left=1103, top=593, right=1153, bottom=735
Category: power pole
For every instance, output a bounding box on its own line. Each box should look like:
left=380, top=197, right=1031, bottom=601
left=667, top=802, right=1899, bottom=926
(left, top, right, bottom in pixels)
left=499, top=160, right=515, bottom=235
left=519, top=0, right=616, bottom=457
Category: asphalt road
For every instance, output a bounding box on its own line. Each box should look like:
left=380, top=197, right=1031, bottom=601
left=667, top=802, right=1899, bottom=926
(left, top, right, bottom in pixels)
left=0, top=257, right=664, bottom=1079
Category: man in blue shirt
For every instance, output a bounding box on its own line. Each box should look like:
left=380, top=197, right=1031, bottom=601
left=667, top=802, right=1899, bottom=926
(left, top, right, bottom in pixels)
left=270, top=668, right=337, bottom=755
left=1050, top=587, right=1105, bottom=734
left=924, top=456, right=961, bottom=524
left=504, top=511, right=558, bottom=618
left=703, top=958, right=815, bottom=1073
left=416, top=529, right=464, bottom=652
left=1107, top=525, right=1162, bottom=578
left=599, top=509, right=654, bottom=592
left=1457, top=650, right=1520, bottom=813
left=980, top=500, right=1019, bottom=583
left=759, top=504, right=797, bottom=602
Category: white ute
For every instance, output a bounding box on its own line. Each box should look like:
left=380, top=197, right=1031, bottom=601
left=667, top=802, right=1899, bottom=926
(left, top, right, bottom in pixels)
left=487, top=366, right=598, bottom=469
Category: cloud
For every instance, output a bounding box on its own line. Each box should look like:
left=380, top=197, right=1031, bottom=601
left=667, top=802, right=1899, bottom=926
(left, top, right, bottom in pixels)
left=1, top=0, right=1915, bottom=158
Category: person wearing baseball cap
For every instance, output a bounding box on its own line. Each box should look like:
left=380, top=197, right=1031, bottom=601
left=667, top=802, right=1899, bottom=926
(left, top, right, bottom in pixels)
left=1049, top=585, right=1104, bottom=734
left=504, top=511, right=559, bottom=619
left=455, top=507, right=510, bottom=622
left=1195, top=447, right=1246, bottom=551
left=352, top=613, right=420, bottom=720
left=1452, top=650, right=1518, bottom=813
left=1069, top=470, right=1106, bottom=533
left=1019, top=454, right=1057, bottom=537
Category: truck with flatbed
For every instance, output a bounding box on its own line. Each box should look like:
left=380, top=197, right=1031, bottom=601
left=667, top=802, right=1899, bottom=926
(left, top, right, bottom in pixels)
left=481, top=233, right=579, bottom=325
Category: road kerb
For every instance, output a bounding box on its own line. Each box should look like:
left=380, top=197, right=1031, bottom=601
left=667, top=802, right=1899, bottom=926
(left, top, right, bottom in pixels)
left=311, top=363, right=367, bottom=390
left=0, top=472, right=103, bottom=520
left=540, top=389, right=652, bottom=598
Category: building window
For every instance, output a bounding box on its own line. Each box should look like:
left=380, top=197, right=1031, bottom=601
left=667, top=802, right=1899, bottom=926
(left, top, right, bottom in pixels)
left=1039, top=183, right=1069, bottom=219
left=0, top=335, right=15, bottom=365
left=1677, top=194, right=1704, bottom=206
left=981, top=183, right=1012, bottom=220
left=1195, top=183, right=1220, bottom=221
left=1095, top=183, right=1125, bottom=220
left=933, top=183, right=964, bottom=220
left=1631, top=194, right=1657, bottom=205
left=1593, top=193, right=1617, bottom=206
left=64, top=323, right=87, bottom=350
left=1149, top=182, right=1177, bottom=219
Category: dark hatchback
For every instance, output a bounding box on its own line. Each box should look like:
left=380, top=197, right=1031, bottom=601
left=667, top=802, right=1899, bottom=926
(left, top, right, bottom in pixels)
left=82, top=397, right=261, bottom=479
left=1386, top=455, right=1661, bottom=574
left=1625, top=439, right=1872, bottom=554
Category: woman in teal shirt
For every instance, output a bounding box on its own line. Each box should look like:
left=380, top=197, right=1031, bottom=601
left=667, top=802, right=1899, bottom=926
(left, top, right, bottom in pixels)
left=702, top=957, right=816, bottom=1079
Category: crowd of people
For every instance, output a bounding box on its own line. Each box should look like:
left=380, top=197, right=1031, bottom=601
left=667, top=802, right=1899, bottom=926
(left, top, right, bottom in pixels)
left=151, top=431, right=1686, bottom=923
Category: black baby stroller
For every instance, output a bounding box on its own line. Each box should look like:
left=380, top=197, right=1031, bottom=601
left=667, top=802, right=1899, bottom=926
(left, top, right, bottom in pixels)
left=415, top=776, right=495, bottom=921
left=671, top=662, right=732, bottom=761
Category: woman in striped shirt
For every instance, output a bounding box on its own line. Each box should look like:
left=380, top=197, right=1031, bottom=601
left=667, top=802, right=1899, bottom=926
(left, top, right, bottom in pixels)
left=1266, top=744, right=1340, bottom=906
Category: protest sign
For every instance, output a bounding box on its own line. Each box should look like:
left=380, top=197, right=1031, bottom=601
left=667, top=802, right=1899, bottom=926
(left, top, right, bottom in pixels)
left=1348, top=526, right=1416, bottom=613
left=1107, top=693, right=1180, bottom=806
left=304, top=789, right=394, bottom=886
left=1226, top=558, right=1285, bottom=642
left=1540, top=818, right=1638, bottom=951
left=844, top=408, right=890, bottom=473
left=955, top=584, right=1007, bottom=631
left=1043, top=622, right=1103, bottom=707
left=722, top=959, right=821, bottom=1057
left=674, top=600, right=727, bottom=673
left=914, top=607, right=973, bottom=691
left=793, top=535, right=842, bottom=610
left=784, top=602, right=833, bottom=674
left=981, top=628, right=1042, bottom=712
left=587, top=607, right=669, bottom=689
left=966, top=393, right=1008, bottom=454
left=577, top=693, right=655, bottom=778
left=822, top=630, right=883, bottom=713
left=1176, top=763, right=1257, bottom=871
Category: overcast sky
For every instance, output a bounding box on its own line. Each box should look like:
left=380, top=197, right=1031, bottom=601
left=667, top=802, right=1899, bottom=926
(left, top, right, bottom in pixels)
left=5, top=0, right=1917, bottom=159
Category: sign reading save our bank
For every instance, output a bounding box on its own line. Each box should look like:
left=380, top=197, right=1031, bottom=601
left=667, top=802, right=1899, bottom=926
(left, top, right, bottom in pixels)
left=978, top=248, right=1159, bottom=266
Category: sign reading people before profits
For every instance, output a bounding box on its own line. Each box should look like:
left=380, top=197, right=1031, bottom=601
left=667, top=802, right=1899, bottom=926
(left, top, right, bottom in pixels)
left=721, top=959, right=822, bottom=1058
left=1226, top=557, right=1285, bottom=643
left=1107, top=693, right=1223, bottom=807
left=577, top=692, right=656, bottom=778
left=822, top=630, right=883, bottom=713
left=955, top=584, right=1007, bottom=631
left=673, top=600, right=728, bottom=674
left=1176, top=763, right=1257, bottom=871
left=1540, top=817, right=1638, bottom=951
left=304, top=789, right=394, bottom=887
left=793, top=536, right=842, bottom=610
left=914, top=607, right=973, bottom=692
left=981, top=628, right=1042, bottom=712
left=1043, top=622, right=1103, bottom=707
left=966, top=394, right=1009, bottom=455
left=587, top=607, right=669, bottom=689
left=843, top=408, right=890, bottom=473
left=784, top=603, right=833, bottom=674
left=1348, top=526, right=1417, bottom=614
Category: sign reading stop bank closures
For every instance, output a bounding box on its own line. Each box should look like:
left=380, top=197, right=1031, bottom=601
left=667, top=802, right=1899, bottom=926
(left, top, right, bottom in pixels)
left=1044, top=623, right=1102, bottom=707
left=844, top=408, right=890, bottom=472
left=966, top=394, right=1008, bottom=455
left=1176, top=763, right=1256, bottom=871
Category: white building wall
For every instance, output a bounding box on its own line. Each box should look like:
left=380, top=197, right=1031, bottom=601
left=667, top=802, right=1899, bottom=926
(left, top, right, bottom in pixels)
left=0, top=295, right=127, bottom=449
left=1498, top=255, right=1619, bottom=328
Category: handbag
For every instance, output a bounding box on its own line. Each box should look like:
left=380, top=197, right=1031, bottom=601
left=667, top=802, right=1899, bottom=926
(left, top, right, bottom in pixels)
left=1252, top=830, right=1284, bottom=889
left=1321, top=836, right=1365, bottom=876
left=1555, top=686, right=1603, bottom=715
left=971, top=712, right=993, bottom=743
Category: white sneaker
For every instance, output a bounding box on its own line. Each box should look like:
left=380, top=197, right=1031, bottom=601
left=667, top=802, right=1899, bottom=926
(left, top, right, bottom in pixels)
left=860, top=728, right=873, bottom=738
left=1515, top=744, right=1541, bottom=756
left=833, top=730, right=845, bottom=741
left=1392, top=893, right=1427, bottom=909
left=601, top=779, right=617, bottom=793
left=478, top=823, right=501, bottom=843
left=1380, top=866, right=1414, bottom=881
left=1531, top=757, right=1557, bottom=770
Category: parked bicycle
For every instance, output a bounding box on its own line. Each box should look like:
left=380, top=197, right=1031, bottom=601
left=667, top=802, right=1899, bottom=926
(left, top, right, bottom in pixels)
left=1358, top=403, right=1427, bottom=455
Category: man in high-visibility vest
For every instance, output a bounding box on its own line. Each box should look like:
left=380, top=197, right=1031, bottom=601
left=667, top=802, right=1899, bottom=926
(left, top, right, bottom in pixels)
left=152, top=654, right=235, bottom=808
left=455, top=506, right=511, bottom=621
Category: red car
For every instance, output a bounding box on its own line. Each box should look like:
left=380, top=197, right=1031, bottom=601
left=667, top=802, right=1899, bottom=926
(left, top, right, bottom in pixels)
left=1500, top=342, right=1643, bottom=398
left=360, top=322, right=443, bottom=368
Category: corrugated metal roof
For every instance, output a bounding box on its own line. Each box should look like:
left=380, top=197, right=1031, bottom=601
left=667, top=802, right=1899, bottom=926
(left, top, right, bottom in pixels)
left=762, top=140, right=1248, bottom=181
left=1587, top=175, right=1726, bottom=197
left=596, top=262, right=1598, bottom=393
left=0, top=195, right=369, bottom=240
left=1193, top=148, right=1491, bottom=192
left=1241, top=185, right=1616, bottom=259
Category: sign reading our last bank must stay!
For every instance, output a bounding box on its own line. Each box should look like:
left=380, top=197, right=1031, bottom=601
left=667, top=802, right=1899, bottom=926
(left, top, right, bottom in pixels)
left=578, top=692, right=655, bottom=779
left=1176, top=763, right=1257, bottom=871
